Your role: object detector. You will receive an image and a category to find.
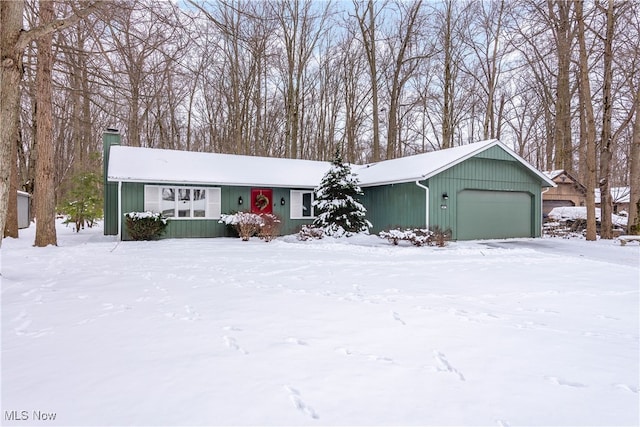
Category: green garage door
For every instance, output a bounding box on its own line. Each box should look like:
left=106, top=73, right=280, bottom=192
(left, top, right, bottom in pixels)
left=457, top=190, right=533, bottom=240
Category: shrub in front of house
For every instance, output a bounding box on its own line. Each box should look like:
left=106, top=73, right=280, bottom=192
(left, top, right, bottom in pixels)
left=124, top=211, right=169, bottom=240
left=220, top=212, right=280, bottom=242
left=430, top=226, right=451, bottom=247
left=380, top=227, right=450, bottom=247
left=297, top=224, right=324, bottom=241
left=257, top=213, right=281, bottom=242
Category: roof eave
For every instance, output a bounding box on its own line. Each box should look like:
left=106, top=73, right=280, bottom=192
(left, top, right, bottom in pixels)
left=107, top=176, right=317, bottom=189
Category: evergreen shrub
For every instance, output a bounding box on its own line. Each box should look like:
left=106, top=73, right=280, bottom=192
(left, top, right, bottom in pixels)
left=313, top=150, right=372, bottom=237
left=124, top=212, right=169, bottom=240
left=58, top=172, right=103, bottom=232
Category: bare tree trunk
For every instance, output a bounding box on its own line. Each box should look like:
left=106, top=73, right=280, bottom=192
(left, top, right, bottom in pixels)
left=386, top=0, right=423, bottom=159
left=4, top=120, right=20, bottom=238
left=33, top=0, right=57, bottom=247
left=355, top=0, right=381, bottom=161
left=550, top=0, right=574, bottom=172
left=598, top=0, right=616, bottom=239
left=629, top=87, right=640, bottom=234
left=0, top=0, right=25, bottom=246
left=575, top=0, right=597, bottom=241
left=441, top=0, right=454, bottom=149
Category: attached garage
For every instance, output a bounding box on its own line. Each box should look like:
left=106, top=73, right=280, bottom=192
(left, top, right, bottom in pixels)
left=358, top=139, right=556, bottom=241
left=457, top=190, right=533, bottom=240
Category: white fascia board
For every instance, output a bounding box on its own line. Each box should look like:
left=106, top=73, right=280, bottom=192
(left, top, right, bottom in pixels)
left=106, top=176, right=317, bottom=189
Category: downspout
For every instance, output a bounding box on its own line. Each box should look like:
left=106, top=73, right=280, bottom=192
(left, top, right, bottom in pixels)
left=541, top=186, right=550, bottom=237
left=415, top=180, right=429, bottom=229
left=117, top=181, right=123, bottom=240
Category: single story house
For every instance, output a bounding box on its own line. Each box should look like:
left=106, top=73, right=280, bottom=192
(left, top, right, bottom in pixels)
left=17, top=191, right=31, bottom=229
left=541, top=170, right=587, bottom=215
left=103, top=130, right=555, bottom=241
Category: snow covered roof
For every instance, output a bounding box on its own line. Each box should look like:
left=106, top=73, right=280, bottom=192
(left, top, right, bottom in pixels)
left=355, top=139, right=556, bottom=187
left=107, top=139, right=555, bottom=189
left=543, top=170, right=566, bottom=180
left=107, top=146, right=332, bottom=188
left=595, top=187, right=630, bottom=204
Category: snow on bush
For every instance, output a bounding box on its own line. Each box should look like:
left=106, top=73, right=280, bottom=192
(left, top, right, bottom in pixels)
left=219, top=212, right=280, bottom=242
left=257, top=213, right=281, bottom=242
left=124, top=211, right=169, bottom=240
left=379, top=227, right=450, bottom=247
left=297, top=224, right=324, bottom=241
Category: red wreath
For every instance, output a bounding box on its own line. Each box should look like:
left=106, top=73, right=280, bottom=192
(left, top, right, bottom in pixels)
left=255, top=193, right=270, bottom=211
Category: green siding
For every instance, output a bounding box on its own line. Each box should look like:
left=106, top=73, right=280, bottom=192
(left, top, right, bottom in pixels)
left=362, top=146, right=544, bottom=240
left=103, top=131, right=120, bottom=235
left=118, top=182, right=314, bottom=240
left=361, top=182, right=426, bottom=233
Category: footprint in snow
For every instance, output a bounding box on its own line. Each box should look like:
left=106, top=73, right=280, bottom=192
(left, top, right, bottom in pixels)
left=223, top=336, right=248, bottom=354
left=392, top=311, right=406, bottom=325
left=544, top=376, right=587, bottom=388
left=433, top=351, right=465, bottom=381
left=597, top=314, right=620, bottom=321
left=335, top=347, right=394, bottom=364
left=286, top=337, right=308, bottom=346
left=284, top=386, right=319, bottom=420
left=11, top=309, right=28, bottom=323
left=613, top=383, right=639, bottom=394
left=14, top=319, right=32, bottom=336
left=181, top=305, right=201, bottom=321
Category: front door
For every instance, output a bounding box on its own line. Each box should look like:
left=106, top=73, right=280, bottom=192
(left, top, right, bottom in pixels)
left=250, top=188, right=273, bottom=214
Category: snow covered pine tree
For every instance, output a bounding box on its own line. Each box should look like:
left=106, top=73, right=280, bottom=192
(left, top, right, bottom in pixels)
left=313, top=150, right=372, bottom=236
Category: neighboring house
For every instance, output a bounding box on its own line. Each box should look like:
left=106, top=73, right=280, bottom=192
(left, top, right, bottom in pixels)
left=17, top=191, right=31, bottom=229
left=103, top=130, right=555, bottom=241
left=595, top=187, right=630, bottom=214
left=541, top=170, right=587, bottom=215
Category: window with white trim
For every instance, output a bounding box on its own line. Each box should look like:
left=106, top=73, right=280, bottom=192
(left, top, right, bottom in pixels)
left=144, top=186, right=221, bottom=219
left=290, top=190, right=315, bottom=219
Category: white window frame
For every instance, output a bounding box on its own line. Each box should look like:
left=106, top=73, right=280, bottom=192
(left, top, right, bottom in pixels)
left=144, top=185, right=221, bottom=219
left=290, top=190, right=315, bottom=219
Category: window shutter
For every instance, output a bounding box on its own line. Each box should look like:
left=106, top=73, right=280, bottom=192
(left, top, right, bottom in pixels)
left=290, top=190, right=302, bottom=218
left=144, top=186, right=160, bottom=213
left=207, top=188, right=221, bottom=218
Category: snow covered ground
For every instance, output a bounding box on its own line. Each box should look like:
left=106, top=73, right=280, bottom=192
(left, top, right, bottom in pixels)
left=2, top=221, right=639, bottom=426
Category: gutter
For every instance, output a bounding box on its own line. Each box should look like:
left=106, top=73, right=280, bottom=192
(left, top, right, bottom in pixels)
left=415, top=180, right=429, bottom=229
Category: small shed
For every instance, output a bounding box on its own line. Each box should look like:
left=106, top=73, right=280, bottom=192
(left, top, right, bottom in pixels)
left=357, top=140, right=556, bottom=240
left=541, top=170, right=587, bottom=215
left=17, top=191, right=31, bottom=229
